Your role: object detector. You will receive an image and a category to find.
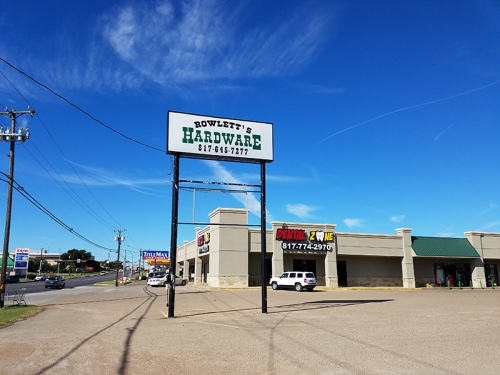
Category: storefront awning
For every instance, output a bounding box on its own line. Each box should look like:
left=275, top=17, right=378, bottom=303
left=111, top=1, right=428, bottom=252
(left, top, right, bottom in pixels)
left=146, top=259, right=170, bottom=265
left=411, top=236, right=480, bottom=257
left=0, top=256, right=15, bottom=267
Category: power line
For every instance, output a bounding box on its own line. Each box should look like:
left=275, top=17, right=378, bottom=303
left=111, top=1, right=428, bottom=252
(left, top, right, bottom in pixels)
left=0, top=58, right=166, bottom=153
left=21, top=141, right=115, bottom=230
left=1, top=68, right=124, bottom=230
left=0, top=173, right=114, bottom=251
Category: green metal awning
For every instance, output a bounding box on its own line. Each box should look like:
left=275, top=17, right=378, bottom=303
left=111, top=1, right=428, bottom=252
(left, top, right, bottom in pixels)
left=0, top=256, right=15, bottom=267
left=411, top=236, right=480, bottom=257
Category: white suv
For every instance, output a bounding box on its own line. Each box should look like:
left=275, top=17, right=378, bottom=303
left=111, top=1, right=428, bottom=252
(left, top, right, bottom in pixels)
left=269, top=271, right=317, bottom=292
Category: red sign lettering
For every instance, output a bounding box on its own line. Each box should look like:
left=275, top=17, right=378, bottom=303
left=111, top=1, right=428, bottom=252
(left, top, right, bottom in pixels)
left=275, top=229, right=306, bottom=241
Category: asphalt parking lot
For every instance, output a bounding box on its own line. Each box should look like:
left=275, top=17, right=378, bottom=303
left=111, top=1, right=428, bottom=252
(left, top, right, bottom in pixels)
left=0, top=283, right=498, bottom=375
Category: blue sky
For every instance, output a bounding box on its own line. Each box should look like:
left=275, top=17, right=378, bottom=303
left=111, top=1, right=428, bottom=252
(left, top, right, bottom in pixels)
left=1, top=0, right=499, bottom=263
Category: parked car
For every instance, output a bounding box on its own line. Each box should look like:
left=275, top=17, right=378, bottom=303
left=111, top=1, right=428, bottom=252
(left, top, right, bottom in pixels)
left=174, top=275, right=188, bottom=286
left=5, top=275, right=20, bottom=284
left=45, top=275, right=65, bottom=289
left=269, top=271, right=317, bottom=292
left=147, top=273, right=166, bottom=287
left=34, top=274, right=47, bottom=282
left=147, top=274, right=188, bottom=287
left=27, top=274, right=37, bottom=280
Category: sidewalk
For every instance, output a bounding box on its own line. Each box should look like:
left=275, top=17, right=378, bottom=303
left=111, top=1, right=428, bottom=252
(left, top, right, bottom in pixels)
left=0, top=282, right=498, bottom=375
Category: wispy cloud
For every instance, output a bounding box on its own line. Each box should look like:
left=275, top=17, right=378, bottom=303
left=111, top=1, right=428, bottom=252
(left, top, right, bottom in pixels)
left=303, top=84, right=345, bottom=94
left=344, top=218, right=363, bottom=228
left=238, top=172, right=304, bottom=183
left=390, top=215, right=405, bottom=223
left=478, top=202, right=497, bottom=215
left=437, top=232, right=454, bottom=237
left=315, top=80, right=500, bottom=145
left=479, top=221, right=500, bottom=231
left=285, top=204, right=318, bottom=219
left=434, top=125, right=452, bottom=142
left=56, top=162, right=168, bottom=195
left=204, top=160, right=273, bottom=221
left=34, top=0, right=336, bottom=92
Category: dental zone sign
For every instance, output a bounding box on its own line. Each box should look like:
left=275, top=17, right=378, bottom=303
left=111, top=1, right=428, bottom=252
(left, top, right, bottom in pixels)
left=276, top=228, right=335, bottom=252
left=167, top=111, right=274, bottom=162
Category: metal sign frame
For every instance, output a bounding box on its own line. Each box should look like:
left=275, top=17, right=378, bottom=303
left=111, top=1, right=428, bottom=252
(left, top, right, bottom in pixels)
left=167, top=111, right=273, bottom=317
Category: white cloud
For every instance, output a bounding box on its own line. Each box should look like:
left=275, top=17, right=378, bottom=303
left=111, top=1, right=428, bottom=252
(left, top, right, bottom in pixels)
left=434, top=126, right=452, bottom=142
left=478, top=203, right=497, bottom=215
left=204, top=160, right=273, bottom=221
left=285, top=204, right=318, bottom=219
left=390, top=215, right=405, bottom=223
left=344, top=218, right=363, bottom=228
left=54, top=162, right=168, bottom=195
left=23, top=1, right=336, bottom=93
left=479, top=221, right=500, bottom=231
left=42, top=0, right=334, bottom=91
left=437, top=232, right=454, bottom=237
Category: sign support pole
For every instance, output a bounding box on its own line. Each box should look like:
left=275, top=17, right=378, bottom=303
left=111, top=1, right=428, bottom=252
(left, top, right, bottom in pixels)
left=168, top=155, right=180, bottom=317
left=260, top=161, right=268, bottom=313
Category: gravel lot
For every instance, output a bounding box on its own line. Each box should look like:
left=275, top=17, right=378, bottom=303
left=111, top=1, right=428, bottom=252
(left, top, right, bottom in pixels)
left=0, top=283, right=498, bottom=375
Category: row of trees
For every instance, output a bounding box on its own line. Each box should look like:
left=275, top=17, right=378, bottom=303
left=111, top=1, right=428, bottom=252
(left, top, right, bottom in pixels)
left=27, top=249, right=122, bottom=273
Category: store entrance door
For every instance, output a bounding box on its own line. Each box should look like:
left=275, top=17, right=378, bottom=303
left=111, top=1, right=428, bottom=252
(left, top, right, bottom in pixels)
left=338, top=261, right=347, bottom=287
left=485, top=264, right=498, bottom=287
left=293, top=259, right=316, bottom=275
left=202, top=262, right=208, bottom=283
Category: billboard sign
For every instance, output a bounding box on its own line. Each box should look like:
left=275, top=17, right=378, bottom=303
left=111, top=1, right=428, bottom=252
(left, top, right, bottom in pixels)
left=14, top=248, right=29, bottom=269
left=167, top=111, right=274, bottom=162
left=142, top=250, right=169, bottom=260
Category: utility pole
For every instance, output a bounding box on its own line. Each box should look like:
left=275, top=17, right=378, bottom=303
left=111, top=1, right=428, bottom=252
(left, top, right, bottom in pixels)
left=38, top=248, right=44, bottom=274
left=114, top=230, right=125, bottom=287
left=0, top=107, right=33, bottom=308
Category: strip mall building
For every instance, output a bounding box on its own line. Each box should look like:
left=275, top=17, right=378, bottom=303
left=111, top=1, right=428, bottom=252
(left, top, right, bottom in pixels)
left=175, top=208, right=500, bottom=289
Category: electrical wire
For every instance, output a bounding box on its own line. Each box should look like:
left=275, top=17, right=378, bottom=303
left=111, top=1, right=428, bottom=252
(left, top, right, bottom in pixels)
left=0, top=173, right=114, bottom=251
left=1, top=68, right=122, bottom=230
left=0, top=58, right=166, bottom=153
left=21, top=141, right=115, bottom=230
left=0, top=59, right=174, bottom=245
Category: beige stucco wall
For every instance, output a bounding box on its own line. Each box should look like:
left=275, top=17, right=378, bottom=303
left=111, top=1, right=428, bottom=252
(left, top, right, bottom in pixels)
left=465, top=231, right=500, bottom=259
left=336, top=233, right=402, bottom=257
left=249, top=229, right=273, bottom=252
left=207, top=208, right=248, bottom=287
left=174, top=207, right=500, bottom=289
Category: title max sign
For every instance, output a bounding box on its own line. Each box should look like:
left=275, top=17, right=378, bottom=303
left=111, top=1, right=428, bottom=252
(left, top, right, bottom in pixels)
left=167, top=111, right=274, bottom=162
left=142, top=250, right=169, bottom=260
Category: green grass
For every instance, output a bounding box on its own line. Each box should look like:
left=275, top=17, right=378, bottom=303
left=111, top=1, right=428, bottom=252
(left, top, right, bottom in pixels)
left=0, top=305, right=44, bottom=328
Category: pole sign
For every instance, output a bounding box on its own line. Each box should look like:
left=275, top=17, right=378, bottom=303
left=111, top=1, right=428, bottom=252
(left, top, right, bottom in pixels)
left=14, top=248, right=29, bottom=269
left=142, top=250, right=169, bottom=260
left=167, top=111, right=274, bottom=162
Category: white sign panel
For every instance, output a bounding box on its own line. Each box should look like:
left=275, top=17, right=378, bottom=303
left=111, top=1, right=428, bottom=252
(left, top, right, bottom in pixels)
left=167, top=111, right=274, bottom=162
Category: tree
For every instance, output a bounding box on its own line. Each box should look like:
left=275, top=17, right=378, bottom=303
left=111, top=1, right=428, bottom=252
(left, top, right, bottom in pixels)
left=60, top=249, right=93, bottom=273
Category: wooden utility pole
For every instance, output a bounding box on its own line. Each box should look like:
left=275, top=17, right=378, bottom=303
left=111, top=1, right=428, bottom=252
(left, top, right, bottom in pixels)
left=0, top=107, right=33, bottom=308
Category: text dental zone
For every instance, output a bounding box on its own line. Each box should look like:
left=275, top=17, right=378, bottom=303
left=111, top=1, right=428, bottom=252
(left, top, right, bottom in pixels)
left=275, top=229, right=334, bottom=242
left=182, top=127, right=262, bottom=150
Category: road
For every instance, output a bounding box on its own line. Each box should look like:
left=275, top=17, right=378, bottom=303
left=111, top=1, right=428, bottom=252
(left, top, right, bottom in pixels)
left=0, top=285, right=499, bottom=374
left=4, top=272, right=128, bottom=295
